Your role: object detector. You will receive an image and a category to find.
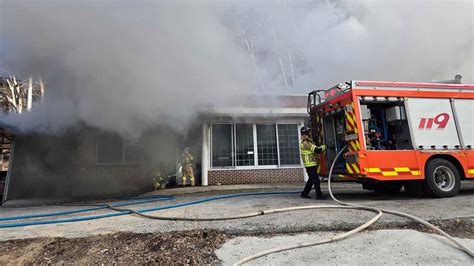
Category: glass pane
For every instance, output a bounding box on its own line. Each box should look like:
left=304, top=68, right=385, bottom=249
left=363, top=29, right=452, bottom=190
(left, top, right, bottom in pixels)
left=278, top=124, right=300, bottom=165
left=257, top=125, right=278, bottom=165
left=235, top=124, right=254, bottom=166
left=97, top=133, right=123, bottom=163
left=212, top=124, right=233, bottom=167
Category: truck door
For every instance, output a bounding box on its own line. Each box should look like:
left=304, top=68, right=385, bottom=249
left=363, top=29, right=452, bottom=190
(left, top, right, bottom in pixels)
left=451, top=99, right=474, bottom=178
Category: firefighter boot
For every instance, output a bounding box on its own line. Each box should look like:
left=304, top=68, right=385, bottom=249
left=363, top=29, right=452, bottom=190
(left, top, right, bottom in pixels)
left=190, top=175, right=195, bottom=186
left=182, top=176, right=187, bottom=187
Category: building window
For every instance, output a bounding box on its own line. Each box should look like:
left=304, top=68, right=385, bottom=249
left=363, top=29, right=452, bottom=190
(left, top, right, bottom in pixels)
left=210, top=123, right=301, bottom=168
left=96, top=133, right=140, bottom=164
left=211, top=124, right=233, bottom=167
left=235, top=124, right=255, bottom=166
left=277, top=124, right=300, bottom=165
left=256, top=125, right=278, bottom=166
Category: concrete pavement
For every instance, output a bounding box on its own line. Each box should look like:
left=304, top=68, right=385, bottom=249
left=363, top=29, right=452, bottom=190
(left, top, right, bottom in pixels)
left=216, top=229, right=474, bottom=265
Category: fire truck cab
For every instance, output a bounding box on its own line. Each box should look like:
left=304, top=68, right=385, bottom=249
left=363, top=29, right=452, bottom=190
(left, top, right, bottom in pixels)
left=308, top=80, right=474, bottom=198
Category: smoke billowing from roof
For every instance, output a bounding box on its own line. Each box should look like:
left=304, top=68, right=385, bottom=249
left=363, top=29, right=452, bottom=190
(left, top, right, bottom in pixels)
left=0, top=0, right=256, bottom=137
left=0, top=0, right=472, bottom=137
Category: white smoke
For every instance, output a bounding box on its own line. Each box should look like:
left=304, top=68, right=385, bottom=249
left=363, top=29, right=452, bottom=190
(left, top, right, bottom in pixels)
left=1, top=0, right=472, bottom=137
left=0, top=0, right=256, bottom=138
left=232, top=0, right=473, bottom=91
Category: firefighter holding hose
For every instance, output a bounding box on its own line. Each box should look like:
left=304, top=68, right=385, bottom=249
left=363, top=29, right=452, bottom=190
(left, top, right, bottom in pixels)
left=300, top=126, right=327, bottom=200
left=181, top=147, right=195, bottom=187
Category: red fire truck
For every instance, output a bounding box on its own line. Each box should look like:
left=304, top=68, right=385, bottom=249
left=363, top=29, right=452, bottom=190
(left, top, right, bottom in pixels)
left=308, top=80, right=474, bottom=197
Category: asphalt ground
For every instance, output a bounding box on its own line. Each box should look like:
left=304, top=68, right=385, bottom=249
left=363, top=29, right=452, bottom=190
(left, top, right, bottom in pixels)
left=0, top=181, right=473, bottom=241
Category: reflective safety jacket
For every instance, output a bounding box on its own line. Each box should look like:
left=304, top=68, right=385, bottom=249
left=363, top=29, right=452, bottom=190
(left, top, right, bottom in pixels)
left=300, top=139, right=326, bottom=168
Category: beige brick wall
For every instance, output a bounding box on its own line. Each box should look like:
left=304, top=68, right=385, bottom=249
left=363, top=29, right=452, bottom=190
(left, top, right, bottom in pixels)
left=208, top=168, right=304, bottom=185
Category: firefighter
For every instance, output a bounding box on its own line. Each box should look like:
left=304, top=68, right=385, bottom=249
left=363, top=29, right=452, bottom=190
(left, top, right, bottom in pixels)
left=300, top=126, right=327, bottom=200
left=181, top=147, right=195, bottom=187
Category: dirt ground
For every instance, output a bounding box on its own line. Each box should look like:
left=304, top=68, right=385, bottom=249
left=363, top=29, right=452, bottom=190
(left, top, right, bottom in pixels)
left=0, top=218, right=472, bottom=264
left=0, top=230, right=228, bottom=264
left=394, top=217, right=474, bottom=239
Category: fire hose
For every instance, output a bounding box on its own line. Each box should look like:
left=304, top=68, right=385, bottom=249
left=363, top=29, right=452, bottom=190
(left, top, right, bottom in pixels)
left=234, top=147, right=474, bottom=264
left=0, top=196, right=174, bottom=223
left=104, top=146, right=473, bottom=264
left=0, top=192, right=301, bottom=228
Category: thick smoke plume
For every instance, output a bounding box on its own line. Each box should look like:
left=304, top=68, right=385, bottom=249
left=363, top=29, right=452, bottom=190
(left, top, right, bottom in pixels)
left=1, top=0, right=472, bottom=137
left=0, top=0, right=255, bottom=138
left=231, top=0, right=473, bottom=91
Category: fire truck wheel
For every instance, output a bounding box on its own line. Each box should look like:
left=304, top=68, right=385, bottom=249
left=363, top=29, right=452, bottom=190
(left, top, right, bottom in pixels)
left=373, top=182, right=403, bottom=195
left=423, top=159, right=461, bottom=198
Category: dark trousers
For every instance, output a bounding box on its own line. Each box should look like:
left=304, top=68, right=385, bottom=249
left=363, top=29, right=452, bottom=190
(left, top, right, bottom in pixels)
left=302, top=166, right=323, bottom=196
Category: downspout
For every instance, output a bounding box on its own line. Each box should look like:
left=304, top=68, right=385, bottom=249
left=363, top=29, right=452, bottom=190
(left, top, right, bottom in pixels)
left=201, top=123, right=209, bottom=186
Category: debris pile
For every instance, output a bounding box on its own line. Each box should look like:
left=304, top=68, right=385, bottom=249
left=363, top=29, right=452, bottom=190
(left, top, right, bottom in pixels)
left=0, top=230, right=229, bottom=264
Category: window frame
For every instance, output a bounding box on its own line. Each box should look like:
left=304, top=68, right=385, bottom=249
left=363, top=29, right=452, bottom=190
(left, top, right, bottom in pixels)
left=234, top=124, right=256, bottom=167
left=210, top=123, right=235, bottom=168
left=209, top=122, right=302, bottom=170
left=256, top=123, right=279, bottom=167
left=276, top=123, right=302, bottom=166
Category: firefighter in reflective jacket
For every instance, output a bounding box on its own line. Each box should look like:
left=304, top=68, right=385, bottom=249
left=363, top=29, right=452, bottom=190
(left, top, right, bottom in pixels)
left=181, top=147, right=195, bottom=187
left=300, top=126, right=327, bottom=199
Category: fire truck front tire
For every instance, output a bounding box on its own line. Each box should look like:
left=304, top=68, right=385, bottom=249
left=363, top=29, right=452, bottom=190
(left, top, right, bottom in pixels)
left=423, top=159, right=461, bottom=198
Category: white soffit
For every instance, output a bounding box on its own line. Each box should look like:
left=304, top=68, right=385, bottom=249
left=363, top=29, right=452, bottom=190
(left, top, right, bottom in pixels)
left=207, top=107, right=307, bottom=117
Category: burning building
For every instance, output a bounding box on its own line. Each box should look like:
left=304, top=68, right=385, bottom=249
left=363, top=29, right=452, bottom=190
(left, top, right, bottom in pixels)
left=2, top=94, right=308, bottom=204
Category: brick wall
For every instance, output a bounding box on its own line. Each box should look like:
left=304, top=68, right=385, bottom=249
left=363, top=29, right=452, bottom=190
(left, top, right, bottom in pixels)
left=75, top=130, right=180, bottom=193
left=208, top=168, right=304, bottom=185
left=77, top=133, right=144, bottom=187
